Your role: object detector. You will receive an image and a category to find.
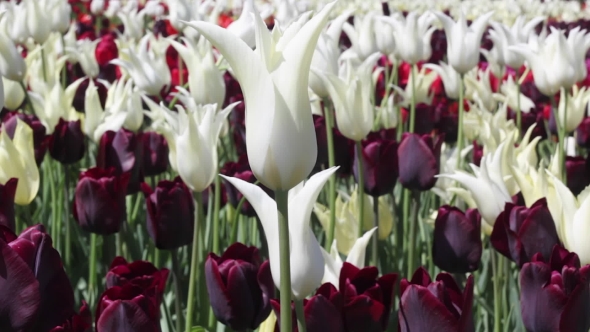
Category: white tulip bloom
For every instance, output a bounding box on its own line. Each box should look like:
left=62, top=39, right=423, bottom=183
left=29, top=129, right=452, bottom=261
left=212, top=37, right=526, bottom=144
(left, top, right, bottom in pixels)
left=222, top=167, right=338, bottom=299
left=2, top=77, right=24, bottom=111
left=557, top=86, right=590, bottom=133
left=66, top=39, right=100, bottom=78
left=342, top=12, right=379, bottom=61
left=381, top=11, right=435, bottom=64
left=493, top=75, right=535, bottom=113
left=1, top=0, right=29, bottom=43
left=487, top=16, right=545, bottom=71
left=29, top=78, right=84, bottom=134
left=465, top=67, right=497, bottom=112
left=423, top=61, right=461, bottom=100
left=434, top=10, right=494, bottom=74
left=187, top=1, right=336, bottom=191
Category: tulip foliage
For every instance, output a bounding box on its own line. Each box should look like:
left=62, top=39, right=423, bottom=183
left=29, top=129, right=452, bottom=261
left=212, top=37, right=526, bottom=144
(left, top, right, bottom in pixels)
left=3, top=0, right=590, bottom=332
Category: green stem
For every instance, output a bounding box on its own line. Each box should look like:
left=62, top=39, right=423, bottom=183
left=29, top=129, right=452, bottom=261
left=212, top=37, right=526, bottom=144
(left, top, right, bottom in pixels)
left=371, top=195, right=379, bottom=267
left=492, top=249, right=502, bottom=332
left=516, top=80, right=522, bottom=137
left=171, top=250, right=184, bottom=332
left=186, top=192, right=203, bottom=332
left=406, top=191, right=421, bottom=277
left=88, top=233, right=98, bottom=308
left=355, top=141, right=365, bottom=237
left=409, top=64, right=417, bottom=133
left=401, top=189, right=410, bottom=265
left=324, top=101, right=337, bottom=250
left=208, top=175, right=222, bottom=330
left=295, top=299, right=307, bottom=332
left=456, top=74, right=465, bottom=171
left=275, top=190, right=293, bottom=332
left=41, top=48, right=47, bottom=82
left=154, top=246, right=161, bottom=268
left=558, top=92, right=568, bottom=181
left=230, top=194, right=249, bottom=244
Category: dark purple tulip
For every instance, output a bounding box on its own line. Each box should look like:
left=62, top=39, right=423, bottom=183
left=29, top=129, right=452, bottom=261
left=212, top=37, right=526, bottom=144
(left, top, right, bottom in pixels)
left=520, top=245, right=590, bottom=332
left=106, top=257, right=170, bottom=304
left=491, top=199, right=560, bottom=267
left=398, top=133, right=443, bottom=191
left=141, top=177, right=194, bottom=250
left=97, top=128, right=143, bottom=195
left=49, top=119, right=86, bottom=164
left=0, top=224, right=76, bottom=331
left=50, top=302, right=92, bottom=332
left=433, top=206, right=482, bottom=273
left=73, top=167, right=130, bottom=235
left=565, top=156, right=590, bottom=196
left=0, top=178, right=17, bottom=231
left=339, top=262, right=397, bottom=331
left=141, top=132, right=169, bottom=177
left=414, top=103, right=436, bottom=135
left=205, top=242, right=274, bottom=331
left=434, top=100, right=458, bottom=143
left=271, top=283, right=345, bottom=332
left=3, top=111, right=49, bottom=165
left=95, top=284, right=161, bottom=332
left=472, top=141, right=483, bottom=166
left=576, top=117, right=590, bottom=148
left=399, top=267, right=475, bottom=332
left=353, top=135, right=398, bottom=197
left=313, top=114, right=355, bottom=177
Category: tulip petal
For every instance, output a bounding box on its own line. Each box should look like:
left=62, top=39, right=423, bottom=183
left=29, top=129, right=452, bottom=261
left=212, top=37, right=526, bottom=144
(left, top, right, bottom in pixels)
left=346, top=227, right=377, bottom=268
left=398, top=284, right=458, bottom=332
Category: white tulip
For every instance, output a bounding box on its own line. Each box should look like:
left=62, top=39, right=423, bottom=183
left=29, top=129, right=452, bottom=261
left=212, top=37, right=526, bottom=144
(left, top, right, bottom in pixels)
left=187, top=1, right=336, bottom=191
left=2, top=77, right=24, bottom=111
left=381, top=11, right=435, bottom=64
left=222, top=167, right=338, bottom=299
left=423, top=61, right=461, bottom=100
left=557, top=85, right=590, bottom=133
left=0, top=13, right=26, bottom=81
left=342, top=12, right=379, bottom=61
left=67, top=39, right=100, bottom=78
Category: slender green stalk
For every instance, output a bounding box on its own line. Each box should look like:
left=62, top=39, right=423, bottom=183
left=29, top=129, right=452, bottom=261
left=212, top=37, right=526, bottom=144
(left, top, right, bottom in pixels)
left=171, top=250, right=184, bottom=332
left=88, top=233, right=98, bottom=307
left=63, top=164, right=72, bottom=269
left=456, top=74, right=465, bottom=170
left=406, top=191, right=421, bottom=277
left=492, top=249, right=502, bottom=332
left=409, top=64, right=417, bottom=133
left=371, top=195, right=379, bottom=267
left=401, top=189, right=410, bottom=264
left=208, top=175, right=222, bottom=331
left=323, top=101, right=337, bottom=250
left=154, top=247, right=161, bottom=268
left=355, top=141, right=366, bottom=237
left=275, top=190, right=293, bottom=332
left=186, top=192, right=203, bottom=332
left=115, top=233, right=122, bottom=257
left=230, top=195, right=248, bottom=244
left=558, top=92, right=568, bottom=181
left=516, top=80, right=522, bottom=136
left=295, top=299, right=307, bottom=332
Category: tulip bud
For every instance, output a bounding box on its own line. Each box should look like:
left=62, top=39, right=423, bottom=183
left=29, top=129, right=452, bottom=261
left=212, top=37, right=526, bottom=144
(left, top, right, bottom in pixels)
left=353, top=135, right=398, bottom=196
left=106, top=257, right=170, bottom=303
left=399, top=268, right=475, bottom=332
left=205, top=242, right=275, bottom=331
left=491, top=199, right=560, bottom=267
left=73, top=167, right=130, bottom=235
left=49, top=119, right=85, bottom=165
left=97, top=129, right=144, bottom=195
left=141, top=177, right=194, bottom=250
left=95, top=35, right=119, bottom=67
left=95, top=284, right=161, bottom=331
left=520, top=245, right=590, bottom=332
left=339, top=263, right=397, bottom=331
left=0, top=178, right=17, bottom=231
left=398, top=133, right=443, bottom=191
left=433, top=206, right=482, bottom=273
left=3, top=111, right=49, bottom=165
left=565, top=156, right=590, bottom=196
left=141, top=132, right=169, bottom=177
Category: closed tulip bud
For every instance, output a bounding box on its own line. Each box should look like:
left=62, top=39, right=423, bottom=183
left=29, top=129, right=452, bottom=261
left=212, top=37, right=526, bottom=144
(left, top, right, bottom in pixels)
left=97, top=128, right=143, bottom=194
left=3, top=111, right=49, bottom=165
left=520, top=245, right=590, bottom=332
left=339, top=263, right=397, bottom=331
left=73, top=167, right=130, bottom=235
left=0, top=224, right=76, bottom=331
left=565, top=156, right=590, bottom=196
left=95, top=284, right=161, bottom=332
left=0, top=119, right=40, bottom=205
left=188, top=1, right=337, bottom=191
left=205, top=242, right=274, bottom=331
left=398, top=133, right=443, bottom=191
left=0, top=178, right=17, bottom=231
left=141, top=177, right=194, bottom=250
left=491, top=199, right=559, bottom=267
left=353, top=135, right=398, bottom=197
left=95, top=35, right=119, bottom=67
left=141, top=132, right=169, bottom=177
left=106, top=257, right=170, bottom=303
left=433, top=206, right=482, bottom=273
left=399, top=268, right=475, bottom=332
left=271, top=282, right=344, bottom=332
left=576, top=117, right=590, bottom=148
left=49, top=119, right=85, bottom=165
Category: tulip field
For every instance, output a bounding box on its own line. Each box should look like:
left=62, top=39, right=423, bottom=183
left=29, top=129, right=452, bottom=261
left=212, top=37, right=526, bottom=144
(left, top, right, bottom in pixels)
left=2, top=0, right=590, bottom=331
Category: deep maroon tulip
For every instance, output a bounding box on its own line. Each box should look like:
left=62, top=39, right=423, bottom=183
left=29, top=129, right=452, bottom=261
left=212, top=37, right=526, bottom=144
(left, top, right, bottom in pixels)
left=313, top=114, right=355, bottom=177
left=96, top=284, right=161, bottom=332
left=0, top=178, right=17, bottom=231
left=50, top=302, right=92, bottom=332
left=491, top=199, right=560, bottom=267
left=399, top=267, right=475, bottom=332
left=398, top=133, right=443, bottom=191
left=271, top=283, right=345, bottom=332
left=73, top=167, right=130, bottom=235
left=72, top=78, right=108, bottom=113
left=141, top=132, right=169, bottom=177
left=520, top=245, right=590, bottom=332
left=339, top=262, right=397, bottom=331
left=205, top=242, right=274, bottom=331
left=576, top=117, right=590, bottom=148
left=434, top=100, right=458, bottom=143
left=106, top=257, right=169, bottom=303
left=3, top=111, right=49, bottom=165
left=0, top=224, right=76, bottom=331
left=472, top=141, right=483, bottom=166
left=414, top=103, right=436, bottom=135
left=98, top=128, right=143, bottom=194
left=433, top=206, right=482, bottom=273
left=353, top=135, right=398, bottom=196
left=49, top=119, right=85, bottom=164
left=141, top=177, right=194, bottom=250
left=565, top=156, right=590, bottom=196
